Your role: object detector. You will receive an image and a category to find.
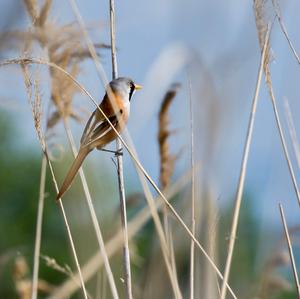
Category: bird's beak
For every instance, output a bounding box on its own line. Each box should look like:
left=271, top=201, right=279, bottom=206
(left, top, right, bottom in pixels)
left=134, top=83, right=142, bottom=90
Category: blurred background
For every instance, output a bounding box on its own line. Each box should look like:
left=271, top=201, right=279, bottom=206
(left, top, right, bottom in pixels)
left=0, top=0, right=300, bottom=298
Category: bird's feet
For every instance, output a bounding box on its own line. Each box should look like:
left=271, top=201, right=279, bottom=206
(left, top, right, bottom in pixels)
left=100, top=148, right=123, bottom=157
left=114, top=148, right=123, bottom=157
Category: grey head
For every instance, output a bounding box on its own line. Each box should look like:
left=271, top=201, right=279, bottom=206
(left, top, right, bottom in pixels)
left=108, top=77, right=142, bottom=102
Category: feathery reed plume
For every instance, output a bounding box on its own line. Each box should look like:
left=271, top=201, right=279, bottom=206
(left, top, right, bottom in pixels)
left=158, top=83, right=180, bottom=189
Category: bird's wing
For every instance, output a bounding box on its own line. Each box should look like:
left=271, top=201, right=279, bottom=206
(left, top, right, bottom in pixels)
left=80, top=110, right=97, bottom=145
left=80, top=93, right=124, bottom=147
left=88, top=114, right=118, bottom=143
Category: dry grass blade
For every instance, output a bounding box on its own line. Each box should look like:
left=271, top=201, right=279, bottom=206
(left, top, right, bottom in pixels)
left=188, top=77, right=195, bottom=299
left=219, top=24, right=271, bottom=299
left=31, top=156, right=47, bottom=299
left=0, top=58, right=236, bottom=298
left=279, top=204, right=300, bottom=298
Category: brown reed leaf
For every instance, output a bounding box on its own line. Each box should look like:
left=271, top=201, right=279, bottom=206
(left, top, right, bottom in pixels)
left=158, top=83, right=180, bottom=189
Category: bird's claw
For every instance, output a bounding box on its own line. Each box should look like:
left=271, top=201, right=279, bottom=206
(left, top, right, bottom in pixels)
left=114, top=148, right=123, bottom=157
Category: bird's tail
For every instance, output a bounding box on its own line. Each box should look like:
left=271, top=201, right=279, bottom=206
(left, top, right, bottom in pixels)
left=56, top=147, right=90, bottom=200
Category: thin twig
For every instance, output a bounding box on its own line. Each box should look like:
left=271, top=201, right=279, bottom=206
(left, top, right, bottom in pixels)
left=188, top=75, right=195, bottom=299
left=0, top=58, right=236, bottom=298
left=63, top=118, right=119, bottom=299
left=47, top=150, right=89, bottom=299
left=220, top=26, right=271, bottom=299
left=267, top=84, right=300, bottom=205
left=22, top=63, right=88, bottom=299
left=279, top=204, right=300, bottom=298
left=272, top=0, right=300, bottom=64
left=109, top=0, right=133, bottom=298
left=31, top=155, right=47, bottom=299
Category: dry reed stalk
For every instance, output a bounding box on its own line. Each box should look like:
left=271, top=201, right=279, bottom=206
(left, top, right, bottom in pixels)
left=188, top=77, right=195, bottom=299
left=31, top=155, right=47, bottom=299
left=108, top=0, right=133, bottom=298
left=279, top=204, right=300, bottom=298
left=0, top=58, right=236, bottom=298
left=66, top=1, right=132, bottom=296
left=265, top=82, right=300, bottom=204
left=21, top=64, right=46, bottom=299
left=21, top=64, right=88, bottom=299
left=219, top=24, right=271, bottom=299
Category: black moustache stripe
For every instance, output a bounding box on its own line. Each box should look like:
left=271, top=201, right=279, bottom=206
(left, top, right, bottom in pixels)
left=129, top=84, right=135, bottom=101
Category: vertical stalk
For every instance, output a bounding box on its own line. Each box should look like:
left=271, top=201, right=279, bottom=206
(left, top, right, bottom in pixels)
left=46, top=150, right=88, bottom=299
left=188, top=77, right=195, bottom=299
left=109, top=1, right=133, bottom=298
left=31, top=155, right=47, bottom=299
left=220, top=27, right=270, bottom=299
left=279, top=204, right=300, bottom=298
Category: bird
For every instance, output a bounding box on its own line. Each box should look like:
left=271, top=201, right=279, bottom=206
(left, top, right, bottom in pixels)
left=56, top=77, right=142, bottom=200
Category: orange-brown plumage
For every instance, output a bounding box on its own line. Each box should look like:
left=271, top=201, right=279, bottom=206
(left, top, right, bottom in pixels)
left=56, top=77, right=141, bottom=200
